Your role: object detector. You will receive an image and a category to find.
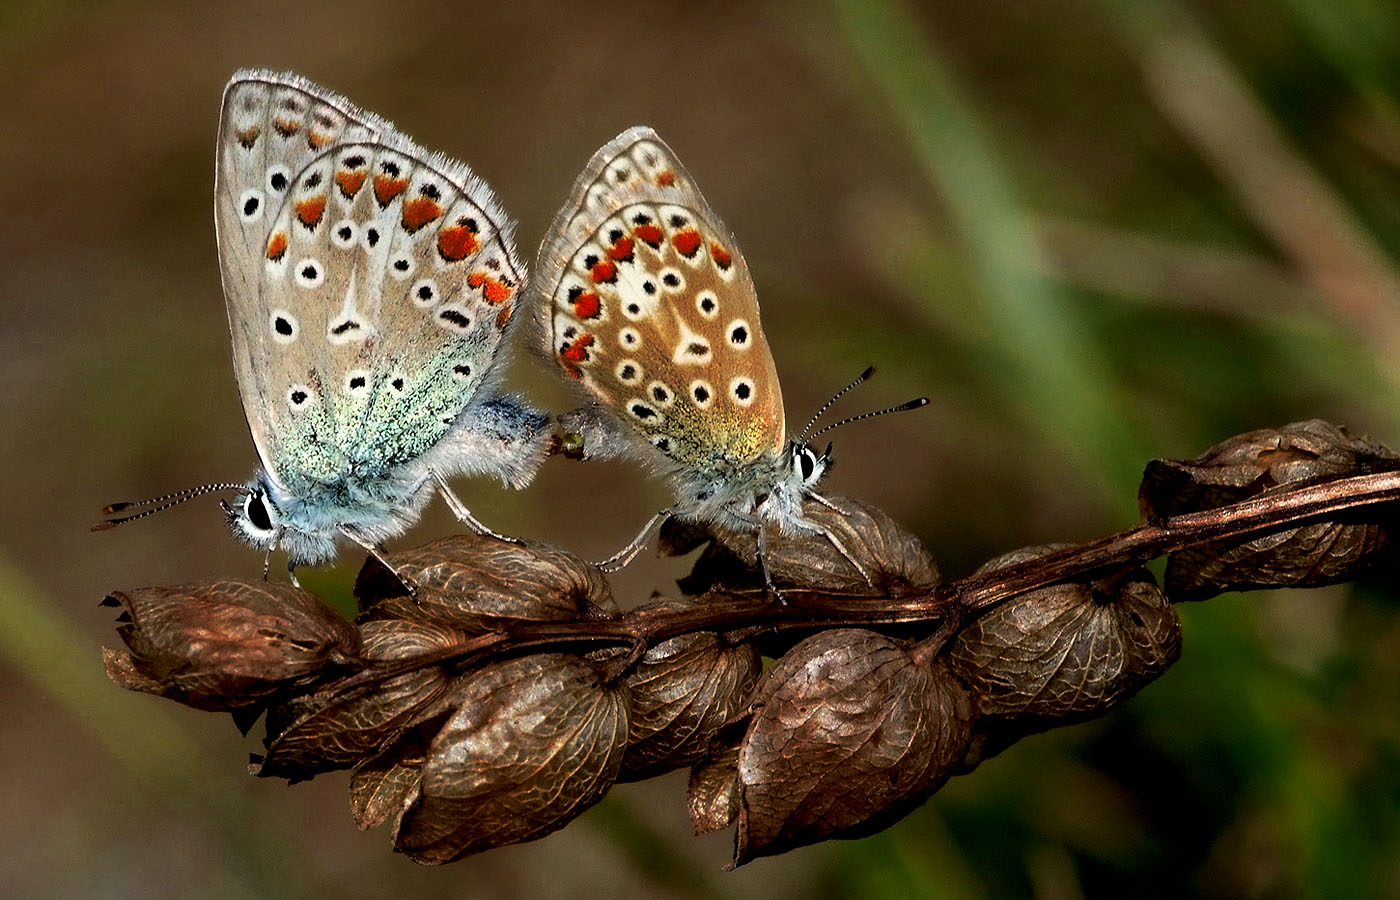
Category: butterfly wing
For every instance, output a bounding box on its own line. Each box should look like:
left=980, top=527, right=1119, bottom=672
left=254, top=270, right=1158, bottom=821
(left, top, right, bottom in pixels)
left=534, top=127, right=783, bottom=475
left=216, top=71, right=525, bottom=496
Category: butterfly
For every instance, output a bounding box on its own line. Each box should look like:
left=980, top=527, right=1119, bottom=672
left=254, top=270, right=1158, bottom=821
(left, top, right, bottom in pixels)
left=98, top=71, right=551, bottom=570
left=532, top=127, right=926, bottom=584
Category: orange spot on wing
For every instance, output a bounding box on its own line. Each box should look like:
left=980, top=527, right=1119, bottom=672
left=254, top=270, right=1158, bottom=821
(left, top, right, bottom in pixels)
left=235, top=126, right=260, bottom=149
left=438, top=223, right=480, bottom=261
left=656, top=169, right=677, bottom=187
left=335, top=170, right=367, bottom=199
left=467, top=271, right=512, bottom=303
left=609, top=236, right=634, bottom=262
left=590, top=260, right=617, bottom=283
left=559, top=333, right=595, bottom=378
left=561, top=333, right=594, bottom=361
left=273, top=118, right=299, bottom=138
left=373, top=175, right=409, bottom=206
left=572, top=291, right=601, bottom=319
left=634, top=223, right=663, bottom=246
left=672, top=228, right=702, bottom=257
left=496, top=305, right=512, bottom=329
left=401, top=196, right=443, bottom=232
left=307, top=130, right=332, bottom=150
left=483, top=278, right=513, bottom=304
left=266, top=232, right=288, bottom=261
left=710, top=242, right=733, bottom=270
left=294, top=195, right=327, bottom=229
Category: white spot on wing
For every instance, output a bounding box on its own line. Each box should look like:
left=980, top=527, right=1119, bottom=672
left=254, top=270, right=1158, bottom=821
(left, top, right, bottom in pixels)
left=672, top=315, right=713, bottom=366
left=294, top=258, right=324, bottom=289
left=327, top=272, right=375, bottom=345
left=238, top=189, right=264, bottom=222
left=330, top=219, right=358, bottom=249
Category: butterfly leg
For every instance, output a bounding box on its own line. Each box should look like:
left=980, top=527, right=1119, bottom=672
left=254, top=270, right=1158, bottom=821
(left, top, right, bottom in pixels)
left=596, top=510, right=672, bottom=573
left=808, top=522, right=874, bottom=586
left=338, top=525, right=419, bottom=595
left=803, top=492, right=875, bottom=586
left=286, top=560, right=303, bottom=590
left=432, top=472, right=520, bottom=544
left=755, top=524, right=785, bottom=602
left=723, top=510, right=785, bottom=599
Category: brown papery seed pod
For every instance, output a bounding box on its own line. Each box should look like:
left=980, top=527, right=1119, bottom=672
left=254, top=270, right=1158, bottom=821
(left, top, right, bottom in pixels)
left=734, top=629, right=972, bottom=864
left=688, top=739, right=743, bottom=835
left=393, top=654, right=630, bottom=864
left=619, top=597, right=762, bottom=781
left=349, top=719, right=438, bottom=831
left=256, top=619, right=467, bottom=781
left=949, top=545, right=1181, bottom=767
left=680, top=495, right=941, bottom=595
left=102, top=580, right=360, bottom=712
left=1140, top=420, right=1400, bottom=601
left=355, top=533, right=616, bottom=628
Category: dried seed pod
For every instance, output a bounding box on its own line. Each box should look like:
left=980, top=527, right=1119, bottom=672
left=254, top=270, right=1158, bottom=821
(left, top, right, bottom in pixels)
left=735, top=629, right=972, bottom=864
left=681, top=495, right=940, bottom=595
left=687, top=739, right=743, bottom=835
left=350, top=723, right=436, bottom=831
left=102, top=580, right=360, bottom=712
left=393, top=654, right=630, bottom=864
left=948, top=545, right=1181, bottom=767
left=1140, top=419, right=1398, bottom=518
left=356, top=533, right=616, bottom=628
left=256, top=620, right=465, bottom=780
left=619, top=597, right=762, bottom=781
left=1140, top=420, right=1400, bottom=601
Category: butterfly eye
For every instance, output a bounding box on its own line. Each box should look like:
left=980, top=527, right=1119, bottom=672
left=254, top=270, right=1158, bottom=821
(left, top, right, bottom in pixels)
left=793, top=446, right=823, bottom=487
left=243, top=490, right=275, bottom=535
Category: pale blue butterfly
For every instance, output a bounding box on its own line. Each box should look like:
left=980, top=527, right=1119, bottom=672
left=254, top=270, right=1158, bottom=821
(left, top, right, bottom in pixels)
left=100, top=71, right=550, bottom=570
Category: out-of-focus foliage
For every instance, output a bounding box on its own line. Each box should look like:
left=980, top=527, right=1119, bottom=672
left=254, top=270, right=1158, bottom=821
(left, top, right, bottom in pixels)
left=4, top=0, right=1400, bottom=896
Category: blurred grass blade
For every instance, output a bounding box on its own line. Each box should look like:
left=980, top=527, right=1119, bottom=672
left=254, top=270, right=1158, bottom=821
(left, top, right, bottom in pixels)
left=830, top=0, right=1147, bottom=506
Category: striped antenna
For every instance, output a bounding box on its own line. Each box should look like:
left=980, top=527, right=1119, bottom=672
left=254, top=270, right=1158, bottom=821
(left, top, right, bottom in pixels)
left=797, top=366, right=876, bottom=444
left=92, top=483, right=244, bottom=531
left=809, top=398, right=929, bottom=439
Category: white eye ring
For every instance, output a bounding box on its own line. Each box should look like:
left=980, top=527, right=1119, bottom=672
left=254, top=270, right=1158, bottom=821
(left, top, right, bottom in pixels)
left=729, top=376, right=756, bottom=406
left=793, top=447, right=823, bottom=486
left=238, top=189, right=265, bottom=222
left=240, top=488, right=278, bottom=538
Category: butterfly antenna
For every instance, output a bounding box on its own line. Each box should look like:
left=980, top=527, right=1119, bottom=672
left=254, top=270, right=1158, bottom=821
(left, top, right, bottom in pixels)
left=93, top=483, right=244, bottom=531
left=798, top=366, right=876, bottom=444
left=810, top=397, right=929, bottom=439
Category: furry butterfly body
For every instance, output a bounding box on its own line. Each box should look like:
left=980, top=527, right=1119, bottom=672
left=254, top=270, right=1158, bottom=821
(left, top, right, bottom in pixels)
left=212, top=70, right=549, bottom=565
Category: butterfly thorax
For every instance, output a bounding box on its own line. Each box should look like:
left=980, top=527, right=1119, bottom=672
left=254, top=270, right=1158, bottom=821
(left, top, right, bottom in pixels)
left=229, top=464, right=430, bottom=565
left=672, top=440, right=830, bottom=537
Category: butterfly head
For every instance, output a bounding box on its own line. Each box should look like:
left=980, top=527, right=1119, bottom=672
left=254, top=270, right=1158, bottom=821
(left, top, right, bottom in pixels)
left=786, top=439, right=833, bottom=493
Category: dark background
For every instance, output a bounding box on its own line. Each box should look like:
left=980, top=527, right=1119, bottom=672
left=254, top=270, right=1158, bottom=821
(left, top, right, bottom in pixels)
left=4, top=0, right=1400, bottom=897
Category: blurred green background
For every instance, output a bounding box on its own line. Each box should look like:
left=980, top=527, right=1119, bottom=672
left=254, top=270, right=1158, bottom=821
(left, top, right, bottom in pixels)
left=4, top=0, right=1400, bottom=896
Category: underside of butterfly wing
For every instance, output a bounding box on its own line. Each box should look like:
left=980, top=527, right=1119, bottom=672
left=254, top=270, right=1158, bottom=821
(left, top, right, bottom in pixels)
left=534, top=128, right=785, bottom=481
left=216, top=71, right=527, bottom=498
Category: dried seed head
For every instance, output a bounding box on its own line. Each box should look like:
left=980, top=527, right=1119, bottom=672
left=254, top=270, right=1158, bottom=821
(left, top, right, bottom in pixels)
left=1140, top=420, right=1400, bottom=601
left=949, top=545, right=1181, bottom=767
left=619, top=597, right=762, bottom=781
left=102, top=580, right=360, bottom=712
left=392, top=654, right=630, bottom=863
left=678, top=495, right=940, bottom=595
left=256, top=620, right=468, bottom=780
left=356, top=533, right=616, bottom=628
left=734, top=629, right=972, bottom=864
